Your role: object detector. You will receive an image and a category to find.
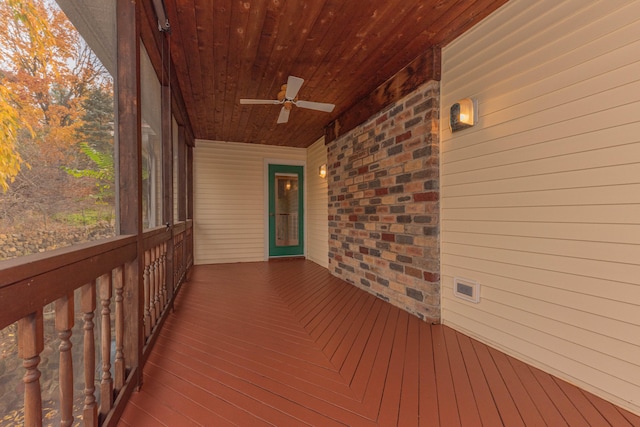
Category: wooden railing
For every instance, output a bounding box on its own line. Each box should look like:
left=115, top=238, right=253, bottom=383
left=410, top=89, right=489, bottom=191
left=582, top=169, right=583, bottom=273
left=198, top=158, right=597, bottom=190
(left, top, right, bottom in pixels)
left=173, top=221, right=186, bottom=291
left=0, top=220, right=193, bottom=426
left=142, top=227, right=170, bottom=343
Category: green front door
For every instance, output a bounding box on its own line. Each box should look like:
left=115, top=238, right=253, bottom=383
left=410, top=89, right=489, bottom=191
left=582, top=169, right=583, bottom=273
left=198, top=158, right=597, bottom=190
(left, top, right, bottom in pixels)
left=268, top=164, right=304, bottom=257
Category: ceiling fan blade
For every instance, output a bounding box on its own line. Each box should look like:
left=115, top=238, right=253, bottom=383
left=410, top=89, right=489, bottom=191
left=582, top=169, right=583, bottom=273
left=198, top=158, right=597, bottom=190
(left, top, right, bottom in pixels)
left=240, top=99, right=280, bottom=105
left=277, top=107, right=290, bottom=124
left=296, top=100, right=335, bottom=113
left=285, top=76, right=304, bottom=100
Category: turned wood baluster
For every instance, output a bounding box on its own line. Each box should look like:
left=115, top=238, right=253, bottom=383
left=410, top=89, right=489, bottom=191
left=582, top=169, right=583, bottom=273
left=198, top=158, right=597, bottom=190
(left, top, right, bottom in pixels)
left=175, top=236, right=182, bottom=286
left=55, top=294, right=74, bottom=427
left=150, top=246, right=157, bottom=320
left=156, top=245, right=162, bottom=311
left=173, top=236, right=182, bottom=287
left=152, top=246, right=161, bottom=320
left=113, top=266, right=125, bottom=390
left=164, top=242, right=169, bottom=303
left=81, top=282, right=98, bottom=427
left=173, top=238, right=178, bottom=291
left=161, top=242, right=167, bottom=309
left=143, top=249, right=151, bottom=338
left=149, top=246, right=156, bottom=323
left=157, top=244, right=162, bottom=305
left=18, top=311, right=44, bottom=427
left=149, top=248, right=158, bottom=329
left=98, top=273, right=113, bottom=415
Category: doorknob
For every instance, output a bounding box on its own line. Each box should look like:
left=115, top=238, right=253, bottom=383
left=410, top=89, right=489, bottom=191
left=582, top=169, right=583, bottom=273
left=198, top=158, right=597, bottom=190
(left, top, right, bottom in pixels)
left=269, top=212, right=275, bottom=217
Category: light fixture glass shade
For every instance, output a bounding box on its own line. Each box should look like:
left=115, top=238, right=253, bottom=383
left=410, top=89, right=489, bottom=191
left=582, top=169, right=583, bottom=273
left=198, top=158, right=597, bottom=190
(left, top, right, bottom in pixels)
left=319, top=164, right=327, bottom=179
left=450, top=98, right=476, bottom=132
left=458, top=98, right=474, bottom=125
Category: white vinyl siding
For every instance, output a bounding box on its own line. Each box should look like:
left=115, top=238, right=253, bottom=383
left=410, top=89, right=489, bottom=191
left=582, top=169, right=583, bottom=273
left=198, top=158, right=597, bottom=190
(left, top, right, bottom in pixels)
left=441, top=0, right=640, bottom=414
left=193, top=140, right=306, bottom=264
left=306, top=137, right=329, bottom=268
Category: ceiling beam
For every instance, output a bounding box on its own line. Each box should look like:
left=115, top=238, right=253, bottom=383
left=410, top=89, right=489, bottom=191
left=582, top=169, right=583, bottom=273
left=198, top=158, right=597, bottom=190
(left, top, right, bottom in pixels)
left=325, top=46, right=441, bottom=144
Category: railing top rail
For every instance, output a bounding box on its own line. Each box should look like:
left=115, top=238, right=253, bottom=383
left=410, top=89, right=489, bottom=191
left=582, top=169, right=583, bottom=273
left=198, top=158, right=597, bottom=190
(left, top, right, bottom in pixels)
left=0, top=234, right=136, bottom=330
left=0, top=234, right=136, bottom=288
left=143, top=225, right=172, bottom=250
left=173, top=221, right=186, bottom=234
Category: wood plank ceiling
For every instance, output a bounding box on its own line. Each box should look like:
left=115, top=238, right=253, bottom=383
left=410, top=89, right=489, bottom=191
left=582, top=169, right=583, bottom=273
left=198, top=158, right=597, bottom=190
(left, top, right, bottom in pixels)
left=162, top=0, right=508, bottom=148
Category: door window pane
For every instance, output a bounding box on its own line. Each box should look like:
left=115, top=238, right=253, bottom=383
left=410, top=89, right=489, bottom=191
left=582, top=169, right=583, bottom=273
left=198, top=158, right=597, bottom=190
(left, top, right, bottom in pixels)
left=275, top=174, right=299, bottom=247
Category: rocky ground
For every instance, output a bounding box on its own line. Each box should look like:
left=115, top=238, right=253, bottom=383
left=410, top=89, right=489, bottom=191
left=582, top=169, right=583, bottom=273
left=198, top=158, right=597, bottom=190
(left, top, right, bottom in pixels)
left=0, top=224, right=115, bottom=260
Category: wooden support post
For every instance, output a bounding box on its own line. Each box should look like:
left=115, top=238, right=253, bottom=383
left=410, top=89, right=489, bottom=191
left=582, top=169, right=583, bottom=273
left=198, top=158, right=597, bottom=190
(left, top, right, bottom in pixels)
left=187, top=146, right=194, bottom=268
left=117, top=0, right=143, bottom=387
left=161, top=82, right=175, bottom=308
left=177, top=127, right=186, bottom=223
left=187, top=144, right=194, bottom=221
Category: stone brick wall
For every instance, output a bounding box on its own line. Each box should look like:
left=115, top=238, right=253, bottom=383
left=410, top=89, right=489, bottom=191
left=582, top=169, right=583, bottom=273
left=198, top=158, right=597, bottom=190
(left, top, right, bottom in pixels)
left=327, top=80, right=440, bottom=322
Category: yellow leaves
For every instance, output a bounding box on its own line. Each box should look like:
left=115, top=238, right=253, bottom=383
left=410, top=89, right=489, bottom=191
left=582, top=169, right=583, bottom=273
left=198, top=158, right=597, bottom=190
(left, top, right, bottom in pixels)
left=0, top=84, right=31, bottom=192
left=3, top=0, right=56, bottom=64
left=0, top=0, right=107, bottom=190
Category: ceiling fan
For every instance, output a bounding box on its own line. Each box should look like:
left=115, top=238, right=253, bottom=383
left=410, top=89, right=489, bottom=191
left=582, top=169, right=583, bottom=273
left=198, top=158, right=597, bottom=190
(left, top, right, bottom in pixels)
left=240, top=76, right=335, bottom=124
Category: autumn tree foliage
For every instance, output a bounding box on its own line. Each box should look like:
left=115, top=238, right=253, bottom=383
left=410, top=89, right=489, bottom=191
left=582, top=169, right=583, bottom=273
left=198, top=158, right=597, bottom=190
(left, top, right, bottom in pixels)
left=66, top=86, right=116, bottom=204
left=0, top=0, right=114, bottom=227
left=0, top=83, right=29, bottom=192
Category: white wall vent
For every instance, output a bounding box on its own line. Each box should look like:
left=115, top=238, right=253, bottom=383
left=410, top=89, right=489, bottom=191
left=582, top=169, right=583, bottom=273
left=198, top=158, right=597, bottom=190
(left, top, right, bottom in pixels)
left=453, top=277, right=480, bottom=303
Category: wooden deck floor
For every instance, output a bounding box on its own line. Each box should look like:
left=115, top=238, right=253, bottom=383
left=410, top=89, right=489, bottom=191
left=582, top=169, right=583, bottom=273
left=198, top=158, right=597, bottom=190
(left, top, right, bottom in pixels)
left=118, top=260, right=640, bottom=426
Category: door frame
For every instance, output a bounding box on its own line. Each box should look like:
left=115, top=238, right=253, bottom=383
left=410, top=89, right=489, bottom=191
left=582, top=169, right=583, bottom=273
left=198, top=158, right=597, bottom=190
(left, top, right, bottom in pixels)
left=263, top=158, right=306, bottom=260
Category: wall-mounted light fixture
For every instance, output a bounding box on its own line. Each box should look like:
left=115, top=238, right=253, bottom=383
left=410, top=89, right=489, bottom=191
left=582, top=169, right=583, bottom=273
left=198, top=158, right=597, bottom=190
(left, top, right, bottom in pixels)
left=319, top=164, right=327, bottom=179
left=450, top=98, right=477, bottom=132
